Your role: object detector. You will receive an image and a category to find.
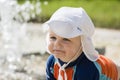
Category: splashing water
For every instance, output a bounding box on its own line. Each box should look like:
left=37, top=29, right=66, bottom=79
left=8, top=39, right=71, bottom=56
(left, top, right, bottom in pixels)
left=0, top=0, right=22, bottom=63
left=0, top=0, right=41, bottom=70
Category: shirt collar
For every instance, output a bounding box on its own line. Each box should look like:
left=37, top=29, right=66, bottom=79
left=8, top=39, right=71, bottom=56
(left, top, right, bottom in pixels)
left=58, top=52, right=86, bottom=68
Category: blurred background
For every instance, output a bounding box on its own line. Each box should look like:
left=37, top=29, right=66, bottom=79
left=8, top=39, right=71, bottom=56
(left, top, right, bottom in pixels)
left=18, top=0, right=120, bottom=29
left=0, top=0, right=120, bottom=80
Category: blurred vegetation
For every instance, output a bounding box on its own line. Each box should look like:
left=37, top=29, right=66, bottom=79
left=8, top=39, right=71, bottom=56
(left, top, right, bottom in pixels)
left=17, top=0, right=120, bottom=29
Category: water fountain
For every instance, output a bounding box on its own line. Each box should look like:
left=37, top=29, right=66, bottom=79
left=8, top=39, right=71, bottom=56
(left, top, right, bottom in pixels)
left=0, top=0, right=23, bottom=63
left=0, top=0, right=42, bottom=80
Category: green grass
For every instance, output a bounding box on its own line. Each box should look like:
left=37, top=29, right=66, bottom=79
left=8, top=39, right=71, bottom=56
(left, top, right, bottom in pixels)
left=40, top=0, right=120, bottom=29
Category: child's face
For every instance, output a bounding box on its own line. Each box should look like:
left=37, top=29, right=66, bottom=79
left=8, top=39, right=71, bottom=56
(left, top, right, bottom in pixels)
left=47, top=30, right=82, bottom=62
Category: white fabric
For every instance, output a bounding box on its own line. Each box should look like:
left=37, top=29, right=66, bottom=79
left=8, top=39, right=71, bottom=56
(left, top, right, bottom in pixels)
left=58, top=64, right=67, bottom=80
left=45, top=7, right=99, bottom=61
left=56, top=59, right=68, bottom=80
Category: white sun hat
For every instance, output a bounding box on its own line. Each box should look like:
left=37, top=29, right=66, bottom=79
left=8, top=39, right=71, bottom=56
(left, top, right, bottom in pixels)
left=45, top=7, right=99, bottom=61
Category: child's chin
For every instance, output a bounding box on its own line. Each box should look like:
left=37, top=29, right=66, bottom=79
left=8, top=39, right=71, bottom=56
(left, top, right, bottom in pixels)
left=54, top=53, right=61, bottom=58
left=53, top=53, right=63, bottom=58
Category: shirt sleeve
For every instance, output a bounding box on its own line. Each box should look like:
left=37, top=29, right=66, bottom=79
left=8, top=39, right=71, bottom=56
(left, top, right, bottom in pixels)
left=46, top=55, right=56, bottom=80
left=96, top=55, right=118, bottom=80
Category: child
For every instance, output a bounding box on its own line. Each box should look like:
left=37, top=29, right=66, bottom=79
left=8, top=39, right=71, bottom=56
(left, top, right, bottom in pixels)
left=44, top=7, right=119, bottom=80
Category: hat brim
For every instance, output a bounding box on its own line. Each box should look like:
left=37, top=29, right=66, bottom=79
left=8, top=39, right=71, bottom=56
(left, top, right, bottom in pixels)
left=46, top=20, right=83, bottom=38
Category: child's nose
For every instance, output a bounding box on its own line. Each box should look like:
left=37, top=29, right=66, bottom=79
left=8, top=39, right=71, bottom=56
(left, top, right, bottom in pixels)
left=54, top=40, right=62, bottom=48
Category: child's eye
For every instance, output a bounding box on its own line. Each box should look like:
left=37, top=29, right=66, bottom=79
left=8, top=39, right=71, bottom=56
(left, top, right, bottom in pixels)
left=50, top=36, right=56, bottom=40
left=63, top=38, right=70, bottom=41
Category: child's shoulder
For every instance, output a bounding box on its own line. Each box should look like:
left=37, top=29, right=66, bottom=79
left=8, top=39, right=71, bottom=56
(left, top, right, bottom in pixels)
left=46, top=55, right=55, bottom=67
left=96, top=55, right=118, bottom=80
left=96, top=55, right=117, bottom=71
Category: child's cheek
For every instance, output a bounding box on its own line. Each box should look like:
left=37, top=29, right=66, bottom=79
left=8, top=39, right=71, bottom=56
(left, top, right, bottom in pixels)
left=47, top=42, right=54, bottom=54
